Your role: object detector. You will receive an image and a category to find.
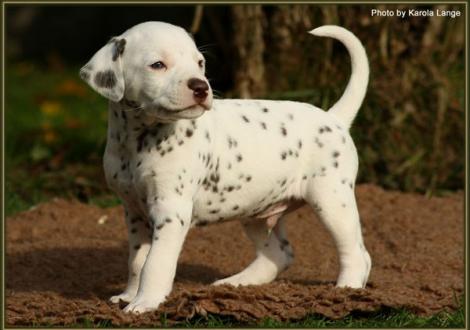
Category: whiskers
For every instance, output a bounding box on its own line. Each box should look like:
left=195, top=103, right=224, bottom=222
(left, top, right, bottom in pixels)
left=198, top=43, right=216, bottom=57
left=206, top=78, right=223, bottom=99
left=212, top=89, right=223, bottom=99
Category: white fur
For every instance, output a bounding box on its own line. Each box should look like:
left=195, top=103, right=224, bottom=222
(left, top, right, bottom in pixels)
left=81, top=21, right=371, bottom=314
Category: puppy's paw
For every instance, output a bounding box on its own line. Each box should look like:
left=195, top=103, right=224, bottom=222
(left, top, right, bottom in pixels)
left=212, top=277, right=240, bottom=287
left=123, top=296, right=162, bottom=314
left=336, top=248, right=371, bottom=289
left=109, top=291, right=136, bottom=304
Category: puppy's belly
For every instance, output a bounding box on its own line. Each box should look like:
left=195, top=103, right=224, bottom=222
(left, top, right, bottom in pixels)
left=191, top=174, right=301, bottom=225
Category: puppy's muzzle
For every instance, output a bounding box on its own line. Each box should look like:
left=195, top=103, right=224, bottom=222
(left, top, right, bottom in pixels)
left=187, top=78, right=209, bottom=104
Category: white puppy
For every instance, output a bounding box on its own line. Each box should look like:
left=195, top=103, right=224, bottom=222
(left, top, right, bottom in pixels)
left=80, top=21, right=371, bottom=314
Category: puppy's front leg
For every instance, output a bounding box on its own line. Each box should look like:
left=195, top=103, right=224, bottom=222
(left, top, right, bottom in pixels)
left=123, top=197, right=192, bottom=314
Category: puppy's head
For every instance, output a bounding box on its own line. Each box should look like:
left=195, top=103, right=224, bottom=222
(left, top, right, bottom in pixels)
left=80, top=21, right=213, bottom=121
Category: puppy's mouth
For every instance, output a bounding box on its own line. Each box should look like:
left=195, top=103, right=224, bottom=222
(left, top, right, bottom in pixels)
left=147, top=103, right=210, bottom=120
left=170, top=103, right=211, bottom=113
left=155, top=104, right=210, bottom=119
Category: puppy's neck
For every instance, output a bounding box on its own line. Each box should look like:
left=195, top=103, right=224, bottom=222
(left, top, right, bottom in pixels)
left=107, top=101, right=175, bottom=153
left=108, top=100, right=175, bottom=132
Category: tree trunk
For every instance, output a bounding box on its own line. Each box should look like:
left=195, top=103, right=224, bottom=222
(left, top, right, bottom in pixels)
left=231, top=5, right=266, bottom=98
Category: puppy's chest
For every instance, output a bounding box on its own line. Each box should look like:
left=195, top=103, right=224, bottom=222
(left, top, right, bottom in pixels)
left=103, top=113, right=202, bottom=201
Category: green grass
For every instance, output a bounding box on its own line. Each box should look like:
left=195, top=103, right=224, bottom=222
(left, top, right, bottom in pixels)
left=5, top=62, right=117, bottom=216
left=62, top=304, right=465, bottom=328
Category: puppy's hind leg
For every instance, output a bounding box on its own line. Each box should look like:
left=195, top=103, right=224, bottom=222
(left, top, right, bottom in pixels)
left=213, top=216, right=294, bottom=286
left=304, top=176, right=371, bottom=288
left=110, top=207, right=151, bottom=304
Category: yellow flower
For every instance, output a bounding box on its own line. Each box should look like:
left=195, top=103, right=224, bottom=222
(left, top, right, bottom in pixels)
left=40, top=101, right=62, bottom=116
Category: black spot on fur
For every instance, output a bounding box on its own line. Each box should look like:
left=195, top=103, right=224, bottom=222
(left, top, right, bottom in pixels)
left=260, top=122, right=267, bottom=130
left=112, top=38, right=126, bottom=61
left=333, top=151, right=340, bottom=158
left=281, top=126, right=287, bottom=136
left=236, top=154, right=243, bottom=162
left=281, top=152, right=287, bottom=160
left=246, top=175, right=252, bottom=182
left=165, top=218, right=172, bottom=223
left=210, top=173, right=220, bottom=183
left=156, top=223, right=164, bottom=230
left=233, top=205, right=239, bottom=210
left=186, top=129, right=193, bottom=137
left=136, top=130, right=149, bottom=153
left=288, top=114, right=294, bottom=120
left=94, top=70, right=117, bottom=88
left=262, top=107, right=269, bottom=113
left=333, top=161, right=338, bottom=168
left=209, top=209, right=220, bottom=214
left=134, top=244, right=141, bottom=250
left=280, top=239, right=289, bottom=250
left=241, top=115, right=250, bottom=123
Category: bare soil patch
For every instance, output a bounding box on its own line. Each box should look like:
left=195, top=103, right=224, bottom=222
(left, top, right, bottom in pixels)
left=6, top=184, right=463, bottom=326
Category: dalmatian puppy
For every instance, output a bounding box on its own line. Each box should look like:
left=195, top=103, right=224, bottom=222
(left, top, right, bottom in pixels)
left=80, top=21, right=371, bottom=314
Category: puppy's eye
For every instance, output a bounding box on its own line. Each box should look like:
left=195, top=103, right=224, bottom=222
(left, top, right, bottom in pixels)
left=150, top=61, right=166, bottom=70
left=198, top=60, right=204, bottom=68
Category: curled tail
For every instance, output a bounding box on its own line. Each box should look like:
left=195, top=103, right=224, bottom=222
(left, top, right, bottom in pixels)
left=310, top=25, right=369, bottom=129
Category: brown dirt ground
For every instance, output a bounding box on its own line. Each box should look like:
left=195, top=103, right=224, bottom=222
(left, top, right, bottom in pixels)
left=5, top=184, right=464, bottom=326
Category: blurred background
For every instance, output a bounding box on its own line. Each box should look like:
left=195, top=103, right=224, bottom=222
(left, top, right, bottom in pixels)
left=5, top=4, right=465, bottom=216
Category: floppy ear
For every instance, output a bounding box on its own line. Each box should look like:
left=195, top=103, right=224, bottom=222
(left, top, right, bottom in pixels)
left=79, top=38, right=126, bottom=102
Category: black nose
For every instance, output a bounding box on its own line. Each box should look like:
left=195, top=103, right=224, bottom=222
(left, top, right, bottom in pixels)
left=187, top=78, right=209, bottom=102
